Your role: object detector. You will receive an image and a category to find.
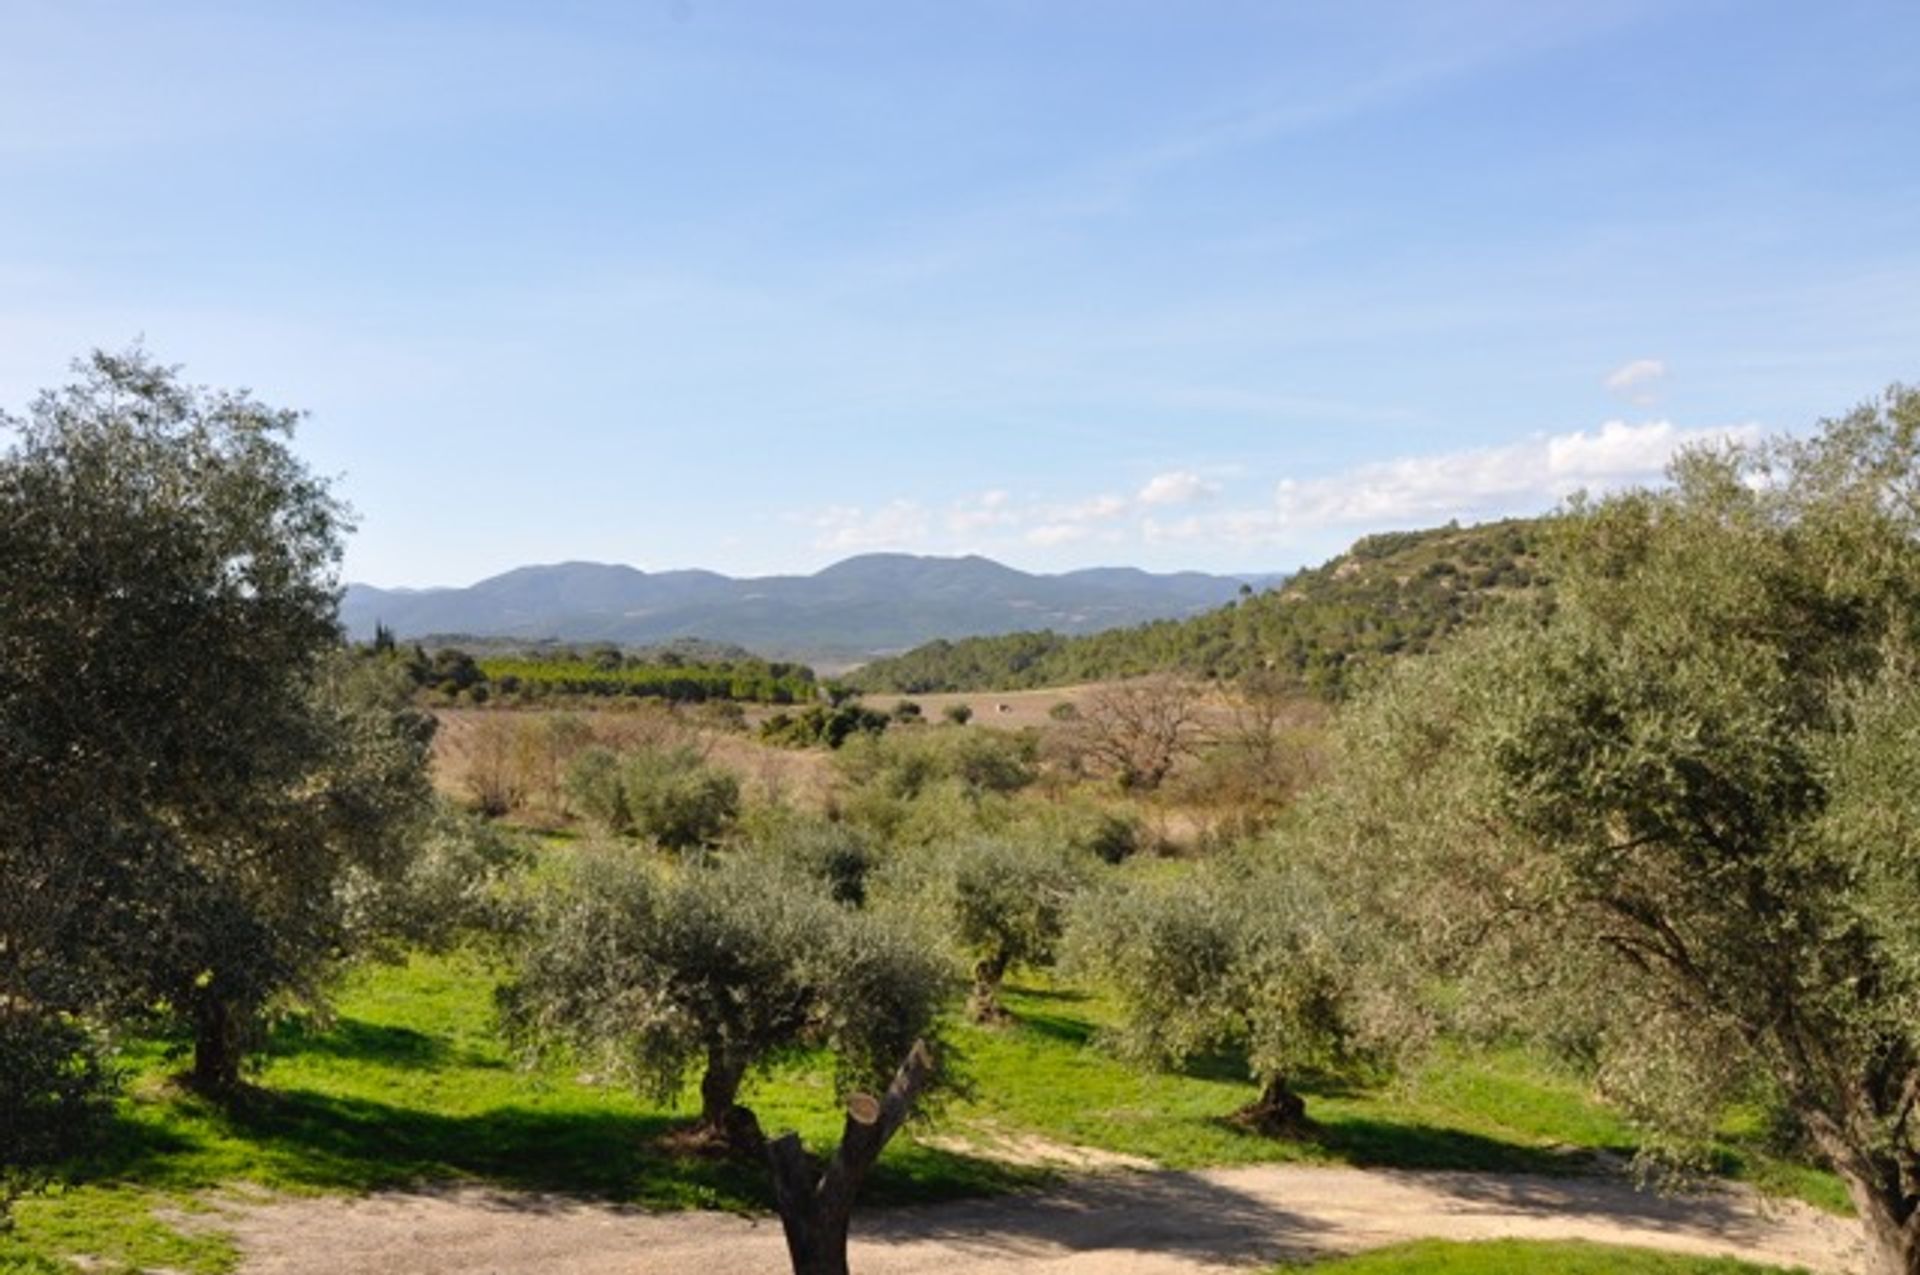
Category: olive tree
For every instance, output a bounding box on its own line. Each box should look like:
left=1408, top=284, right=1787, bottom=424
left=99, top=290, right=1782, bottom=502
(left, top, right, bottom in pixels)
left=1069, top=856, right=1385, bottom=1135
left=1325, top=387, right=1920, bottom=1274
left=0, top=349, right=434, bottom=1095
left=881, top=838, right=1088, bottom=1022
left=500, top=849, right=947, bottom=1152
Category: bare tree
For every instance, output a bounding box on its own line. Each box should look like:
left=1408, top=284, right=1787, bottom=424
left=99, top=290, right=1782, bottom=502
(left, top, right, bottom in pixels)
left=1069, top=675, right=1209, bottom=791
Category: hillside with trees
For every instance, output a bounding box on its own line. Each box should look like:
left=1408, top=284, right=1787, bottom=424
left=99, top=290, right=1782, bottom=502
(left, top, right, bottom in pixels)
left=849, top=518, right=1547, bottom=699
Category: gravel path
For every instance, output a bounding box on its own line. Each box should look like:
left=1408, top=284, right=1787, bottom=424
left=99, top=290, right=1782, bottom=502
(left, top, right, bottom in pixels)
left=223, top=1164, right=1862, bottom=1274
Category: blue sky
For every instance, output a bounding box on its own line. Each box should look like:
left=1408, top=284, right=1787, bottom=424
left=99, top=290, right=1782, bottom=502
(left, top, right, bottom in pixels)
left=2, top=1, right=1916, bottom=586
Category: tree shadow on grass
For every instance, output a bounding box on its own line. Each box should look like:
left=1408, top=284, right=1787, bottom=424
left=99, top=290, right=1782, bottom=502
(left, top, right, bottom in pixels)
left=78, top=1084, right=1031, bottom=1214
left=1009, top=1009, right=1097, bottom=1048
left=1309, top=1115, right=1624, bottom=1176
left=1001, top=983, right=1090, bottom=1006
left=264, top=1018, right=460, bottom=1069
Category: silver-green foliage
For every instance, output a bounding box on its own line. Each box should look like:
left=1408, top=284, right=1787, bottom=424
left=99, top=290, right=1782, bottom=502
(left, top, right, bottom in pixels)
left=879, top=837, right=1089, bottom=1020
left=1069, top=855, right=1384, bottom=1129
left=0, top=349, right=434, bottom=1093
left=500, top=849, right=947, bottom=1137
left=564, top=744, right=740, bottom=850
left=1324, top=386, right=1920, bottom=1272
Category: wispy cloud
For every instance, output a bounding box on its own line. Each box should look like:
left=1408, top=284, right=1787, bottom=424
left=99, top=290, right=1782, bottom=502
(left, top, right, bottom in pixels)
left=795, top=417, right=1761, bottom=562
left=1138, top=469, right=1219, bottom=506
left=1605, top=357, right=1668, bottom=405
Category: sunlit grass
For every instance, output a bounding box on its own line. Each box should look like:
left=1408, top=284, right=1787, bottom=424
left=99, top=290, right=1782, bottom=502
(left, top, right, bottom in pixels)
left=0, top=950, right=1848, bottom=1274
left=1274, top=1238, right=1804, bottom=1273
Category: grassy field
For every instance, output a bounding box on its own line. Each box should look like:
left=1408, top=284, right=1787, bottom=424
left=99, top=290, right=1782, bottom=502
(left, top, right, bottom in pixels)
left=0, top=950, right=1847, bottom=1275
left=1277, top=1239, right=1804, bottom=1273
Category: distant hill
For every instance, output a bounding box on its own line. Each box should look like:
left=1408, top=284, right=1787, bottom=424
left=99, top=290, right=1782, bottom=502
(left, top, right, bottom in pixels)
left=847, top=518, right=1550, bottom=699
left=341, top=554, right=1282, bottom=667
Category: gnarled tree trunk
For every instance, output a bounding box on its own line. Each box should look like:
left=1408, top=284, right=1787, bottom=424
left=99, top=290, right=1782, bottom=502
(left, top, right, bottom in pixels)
left=967, top=953, right=1011, bottom=1024
left=694, top=1046, right=764, bottom=1155
left=1231, top=1074, right=1312, bottom=1138
left=1804, top=1116, right=1920, bottom=1275
left=766, top=1040, right=936, bottom=1275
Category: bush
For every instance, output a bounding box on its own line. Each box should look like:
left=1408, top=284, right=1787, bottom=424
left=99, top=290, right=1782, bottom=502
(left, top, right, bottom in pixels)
left=566, top=745, right=740, bottom=850
left=0, top=1012, right=115, bottom=1225
left=564, top=746, right=631, bottom=832
left=341, top=804, right=531, bottom=955
left=834, top=727, right=1037, bottom=803
left=628, top=749, right=740, bottom=850
left=1020, top=799, right=1144, bottom=865
left=942, top=703, right=973, bottom=726
left=759, top=703, right=890, bottom=749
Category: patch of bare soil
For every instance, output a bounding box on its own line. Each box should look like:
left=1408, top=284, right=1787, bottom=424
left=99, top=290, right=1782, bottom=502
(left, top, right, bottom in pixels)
left=222, top=1164, right=1862, bottom=1275
left=918, top=1126, right=1156, bottom=1172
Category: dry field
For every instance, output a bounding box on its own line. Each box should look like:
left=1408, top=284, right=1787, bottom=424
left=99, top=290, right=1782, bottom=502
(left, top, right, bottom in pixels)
left=430, top=705, right=837, bottom=818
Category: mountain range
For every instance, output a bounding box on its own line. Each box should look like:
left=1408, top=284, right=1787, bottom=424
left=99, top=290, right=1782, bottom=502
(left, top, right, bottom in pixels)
left=341, top=555, right=1284, bottom=668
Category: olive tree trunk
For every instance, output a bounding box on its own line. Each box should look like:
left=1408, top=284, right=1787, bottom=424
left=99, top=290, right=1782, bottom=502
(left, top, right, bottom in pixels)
left=766, top=1040, right=936, bottom=1275
left=967, top=953, right=1011, bottom=1024
left=1231, top=1074, right=1312, bottom=1138
left=695, top=1046, right=764, bottom=1155
left=1804, top=1116, right=1920, bottom=1275
left=191, top=996, right=246, bottom=1094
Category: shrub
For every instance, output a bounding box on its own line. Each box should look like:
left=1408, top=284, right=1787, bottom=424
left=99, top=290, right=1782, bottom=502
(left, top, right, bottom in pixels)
left=0, top=1012, right=115, bottom=1226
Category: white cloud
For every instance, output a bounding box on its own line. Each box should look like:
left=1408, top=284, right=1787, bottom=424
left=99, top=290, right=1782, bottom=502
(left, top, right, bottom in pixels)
left=1137, top=469, right=1219, bottom=506
left=1604, top=358, right=1667, bottom=404
left=793, top=417, right=1756, bottom=562
left=1272, top=419, right=1760, bottom=529
left=809, top=500, right=931, bottom=551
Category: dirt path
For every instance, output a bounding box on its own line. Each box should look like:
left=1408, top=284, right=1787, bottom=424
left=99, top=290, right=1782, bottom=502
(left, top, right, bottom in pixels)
left=224, top=1164, right=1862, bottom=1274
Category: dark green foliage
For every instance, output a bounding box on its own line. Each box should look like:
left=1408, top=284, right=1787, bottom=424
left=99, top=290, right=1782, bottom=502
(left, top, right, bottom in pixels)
left=392, top=639, right=816, bottom=705
left=850, top=519, right=1546, bottom=699
left=341, top=806, right=531, bottom=956
left=0, top=1013, right=115, bottom=1225
left=834, top=728, right=1038, bottom=803
left=1070, top=856, right=1388, bottom=1134
left=474, top=656, right=815, bottom=704
left=759, top=703, right=891, bottom=749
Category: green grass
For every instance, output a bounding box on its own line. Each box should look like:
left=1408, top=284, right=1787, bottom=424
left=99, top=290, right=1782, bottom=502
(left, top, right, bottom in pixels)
left=964, top=982, right=1636, bottom=1175
left=0, top=953, right=1847, bottom=1274
left=1276, top=1238, right=1803, bottom=1273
